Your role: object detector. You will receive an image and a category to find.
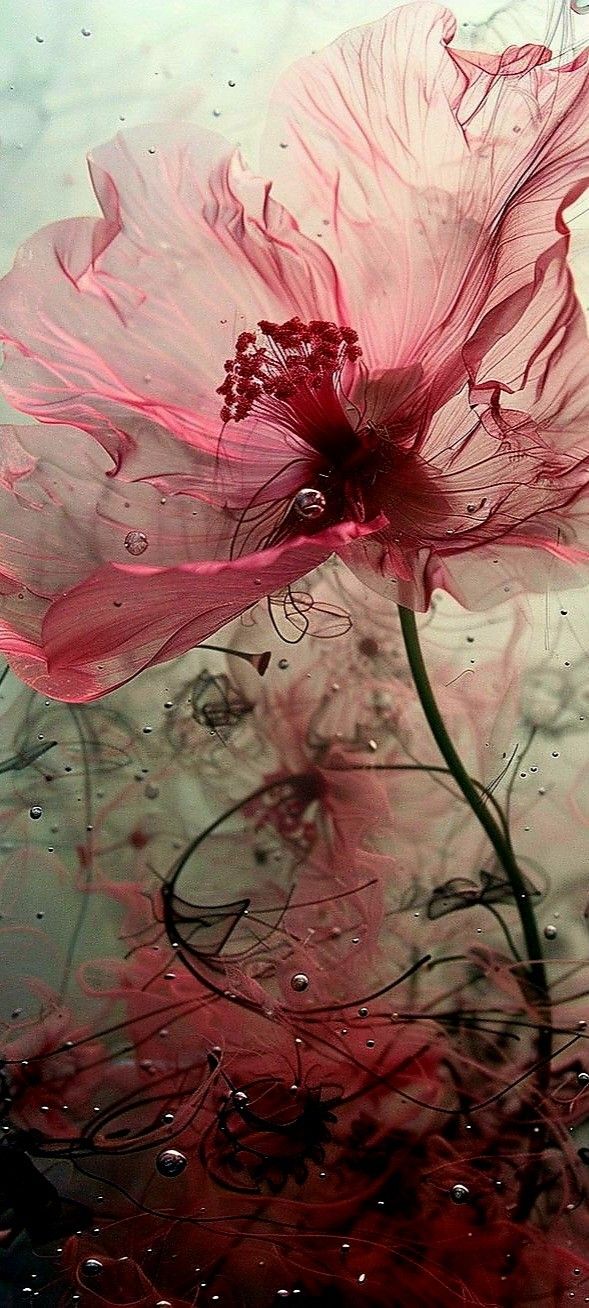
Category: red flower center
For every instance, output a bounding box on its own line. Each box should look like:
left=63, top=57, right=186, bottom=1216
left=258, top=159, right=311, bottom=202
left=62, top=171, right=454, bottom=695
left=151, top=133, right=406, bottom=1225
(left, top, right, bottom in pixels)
left=217, top=317, right=384, bottom=549
left=217, top=317, right=362, bottom=424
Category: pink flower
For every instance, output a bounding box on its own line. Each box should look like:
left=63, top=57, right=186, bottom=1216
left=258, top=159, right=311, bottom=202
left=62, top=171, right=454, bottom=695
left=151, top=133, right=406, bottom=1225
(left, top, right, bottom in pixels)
left=1, top=3, right=589, bottom=698
left=3, top=1001, right=113, bottom=1136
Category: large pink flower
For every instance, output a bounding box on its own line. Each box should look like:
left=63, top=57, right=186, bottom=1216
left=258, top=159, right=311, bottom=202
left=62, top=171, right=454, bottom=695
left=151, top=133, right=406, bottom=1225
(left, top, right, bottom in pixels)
left=1, top=2, right=589, bottom=699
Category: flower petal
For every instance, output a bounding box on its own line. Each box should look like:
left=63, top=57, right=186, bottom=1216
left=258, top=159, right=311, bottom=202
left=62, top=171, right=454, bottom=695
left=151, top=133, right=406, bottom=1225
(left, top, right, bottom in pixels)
left=341, top=385, right=589, bottom=608
left=0, top=424, right=228, bottom=599
left=262, top=2, right=589, bottom=418
left=1, top=519, right=379, bottom=701
left=0, top=124, right=341, bottom=466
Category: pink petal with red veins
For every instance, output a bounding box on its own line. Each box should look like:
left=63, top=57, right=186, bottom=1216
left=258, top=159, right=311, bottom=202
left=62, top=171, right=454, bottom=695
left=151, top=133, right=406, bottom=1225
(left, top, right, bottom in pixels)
left=262, top=2, right=589, bottom=423
left=0, top=124, right=342, bottom=467
left=1, top=518, right=381, bottom=702
left=341, top=384, right=589, bottom=608
left=464, top=256, right=589, bottom=455
left=0, top=425, right=231, bottom=605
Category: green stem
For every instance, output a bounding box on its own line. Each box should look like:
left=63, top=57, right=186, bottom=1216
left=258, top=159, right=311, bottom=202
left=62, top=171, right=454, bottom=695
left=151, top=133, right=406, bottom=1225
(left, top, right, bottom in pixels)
left=397, top=606, right=552, bottom=1072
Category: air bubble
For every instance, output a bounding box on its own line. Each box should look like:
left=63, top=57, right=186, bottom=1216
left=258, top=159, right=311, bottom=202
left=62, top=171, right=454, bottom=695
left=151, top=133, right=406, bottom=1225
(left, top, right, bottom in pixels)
left=81, top=1260, right=103, bottom=1277
left=450, top=1184, right=470, bottom=1204
left=29, top=806, right=43, bottom=820
left=290, top=973, right=309, bottom=992
left=544, top=925, right=558, bottom=940
left=278, top=658, right=289, bottom=670
left=294, top=487, right=327, bottom=520
left=156, top=1148, right=188, bottom=1177
left=124, top=530, right=149, bottom=555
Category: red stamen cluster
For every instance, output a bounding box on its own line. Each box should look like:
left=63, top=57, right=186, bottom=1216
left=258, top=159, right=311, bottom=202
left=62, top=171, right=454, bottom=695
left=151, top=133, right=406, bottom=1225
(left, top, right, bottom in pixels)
left=217, top=317, right=362, bottom=423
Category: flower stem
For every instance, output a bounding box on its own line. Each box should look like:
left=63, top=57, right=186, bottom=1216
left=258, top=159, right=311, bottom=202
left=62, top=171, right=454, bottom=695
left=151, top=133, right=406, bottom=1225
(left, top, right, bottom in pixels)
left=397, top=605, right=552, bottom=1071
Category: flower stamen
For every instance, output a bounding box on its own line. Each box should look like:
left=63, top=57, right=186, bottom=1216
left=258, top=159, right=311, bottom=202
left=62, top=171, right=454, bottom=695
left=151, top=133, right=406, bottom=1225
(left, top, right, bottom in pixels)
left=217, top=317, right=362, bottom=425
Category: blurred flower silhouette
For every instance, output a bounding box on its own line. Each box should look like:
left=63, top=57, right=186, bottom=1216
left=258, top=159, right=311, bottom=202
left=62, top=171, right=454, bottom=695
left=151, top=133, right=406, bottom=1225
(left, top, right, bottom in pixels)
left=521, top=656, right=589, bottom=734
left=0, top=4, right=589, bottom=697
left=0, top=647, right=588, bottom=1307
left=48, top=942, right=589, bottom=1308
left=3, top=999, right=112, bottom=1137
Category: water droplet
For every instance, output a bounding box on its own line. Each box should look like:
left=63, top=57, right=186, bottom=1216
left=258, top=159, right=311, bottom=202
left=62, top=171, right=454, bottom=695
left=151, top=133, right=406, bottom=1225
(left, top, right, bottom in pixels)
left=156, top=1148, right=188, bottom=1177
left=29, top=806, right=43, bottom=820
left=450, top=1184, right=470, bottom=1204
left=290, top=973, right=309, bottom=992
left=124, top=530, right=149, bottom=555
left=294, top=488, right=327, bottom=521
left=544, top=924, right=558, bottom=940
left=81, top=1260, right=103, bottom=1277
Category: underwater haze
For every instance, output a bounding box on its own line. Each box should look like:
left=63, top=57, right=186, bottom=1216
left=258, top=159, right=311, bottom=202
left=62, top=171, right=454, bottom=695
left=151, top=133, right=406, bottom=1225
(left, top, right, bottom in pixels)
left=1, top=1, right=589, bottom=1305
